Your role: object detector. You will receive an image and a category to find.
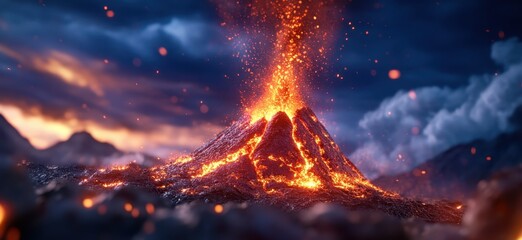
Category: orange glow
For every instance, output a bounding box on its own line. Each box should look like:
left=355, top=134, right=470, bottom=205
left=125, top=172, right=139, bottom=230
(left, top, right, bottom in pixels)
left=5, top=228, right=20, bottom=240
left=388, top=69, right=401, bottom=80
left=32, top=51, right=105, bottom=96
left=83, top=198, right=94, bottom=208
left=106, top=10, right=115, bottom=18
left=194, top=136, right=262, bottom=178
left=145, top=203, right=155, bottom=215
left=158, top=47, right=168, bottom=56
left=124, top=203, right=133, bottom=212
left=244, top=1, right=334, bottom=122
left=248, top=63, right=304, bottom=122
left=0, top=203, right=5, bottom=226
left=0, top=104, right=222, bottom=155
left=214, top=204, right=224, bottom=214
left=101, top=181, right=124, bottom=188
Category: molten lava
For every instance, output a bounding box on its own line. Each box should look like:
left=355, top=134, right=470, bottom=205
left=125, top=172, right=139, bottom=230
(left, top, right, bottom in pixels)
left=160, top=107, right=390, bottom=196
left=247, top=1, right=308, bottom=122
left=84, top=0, right=463, bottom=223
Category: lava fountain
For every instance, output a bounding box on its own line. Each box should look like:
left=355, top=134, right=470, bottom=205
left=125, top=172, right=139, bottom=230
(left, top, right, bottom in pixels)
left=85, top=0, right=463, bottom=223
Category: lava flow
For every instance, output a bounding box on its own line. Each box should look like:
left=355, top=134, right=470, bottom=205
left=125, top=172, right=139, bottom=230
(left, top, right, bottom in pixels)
left=84, top=0, right=463, bottom=223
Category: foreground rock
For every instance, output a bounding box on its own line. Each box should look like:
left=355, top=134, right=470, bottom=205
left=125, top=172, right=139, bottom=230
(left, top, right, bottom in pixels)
left=2, top=161, right=521, bottom=239
left=463, top=166, right=522, bottom=240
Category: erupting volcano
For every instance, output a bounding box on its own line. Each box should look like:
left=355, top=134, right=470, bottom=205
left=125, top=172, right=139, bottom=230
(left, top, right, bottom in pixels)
left=85, top=0, right=463, bottom=223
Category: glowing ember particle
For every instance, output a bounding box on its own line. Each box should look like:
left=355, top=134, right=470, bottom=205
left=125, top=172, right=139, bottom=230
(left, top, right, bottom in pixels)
left=388, top=69, right=401, bottom=80
left=456, top=205, right=462, bottom=210
left=421, top=170, right=427, bottom=175
left=214, top=204, right=224, bottom=214
left=158, top=47, right=168, bottom=56
left=82, top=198, right=94, bottom=208
left=471, top=147, right=477, bottom=155
left=486, top=155, right=492, bottom=161
left=146, top=203, right=155, bottom=215
left=106, top=10, right=115, bottom=18
left=124, top=203, right=133, bottom=212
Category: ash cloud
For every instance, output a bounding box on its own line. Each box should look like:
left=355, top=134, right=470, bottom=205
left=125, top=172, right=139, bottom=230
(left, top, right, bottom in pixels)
left=351, top=38, right=522, bottom=179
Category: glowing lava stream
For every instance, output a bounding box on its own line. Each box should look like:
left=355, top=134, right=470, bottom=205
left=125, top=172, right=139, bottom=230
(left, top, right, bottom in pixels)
left=184, top=112, right=393, bottom=196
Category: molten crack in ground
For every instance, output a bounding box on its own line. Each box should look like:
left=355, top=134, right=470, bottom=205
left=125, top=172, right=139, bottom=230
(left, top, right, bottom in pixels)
left=84, top=107, right=464, bottom=224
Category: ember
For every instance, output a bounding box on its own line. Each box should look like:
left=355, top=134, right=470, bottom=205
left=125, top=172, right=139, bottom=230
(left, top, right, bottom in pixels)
left=82, top=198, right=94, bottom=209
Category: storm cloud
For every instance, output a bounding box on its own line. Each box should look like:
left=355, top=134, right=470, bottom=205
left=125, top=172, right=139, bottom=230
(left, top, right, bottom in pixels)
left=351, top=39, right=522, bottom=178
left=1, top=0, right=521, bottom=170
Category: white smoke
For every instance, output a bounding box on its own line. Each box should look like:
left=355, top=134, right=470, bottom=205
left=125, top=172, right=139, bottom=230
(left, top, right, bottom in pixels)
left=351, top=38, right=522, bottom=179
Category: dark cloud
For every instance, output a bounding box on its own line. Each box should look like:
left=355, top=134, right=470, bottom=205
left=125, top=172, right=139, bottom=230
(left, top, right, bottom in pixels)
left=0, top=0, right=242, bottom=131
left=350, top=38, right=522, bottom=178
left=0, top=0, right=521, bottom=165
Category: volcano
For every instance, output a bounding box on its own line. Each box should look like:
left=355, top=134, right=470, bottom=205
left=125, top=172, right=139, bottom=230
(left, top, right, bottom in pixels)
left=157, top=108, right=381, bottom=197
left=84, top=0, right=463, bottom=223
left=86, top=107, right=463, bottom=223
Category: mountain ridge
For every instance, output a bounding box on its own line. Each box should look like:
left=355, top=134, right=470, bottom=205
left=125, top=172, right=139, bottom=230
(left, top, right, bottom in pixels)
left=0, top=114, right=159, bottom=167
left=373, top=129, right=522, bottom=200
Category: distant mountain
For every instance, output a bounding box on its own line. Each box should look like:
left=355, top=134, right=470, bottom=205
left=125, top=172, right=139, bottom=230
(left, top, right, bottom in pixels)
left=0, top=114, right=161, bottom=167
left=41, top=131, right=123, bottom=166
left=373, top=130, right=522, bottom=200
left=40, top=131, right=162, bottom=167
left=0, top=114, right=39, bottom=161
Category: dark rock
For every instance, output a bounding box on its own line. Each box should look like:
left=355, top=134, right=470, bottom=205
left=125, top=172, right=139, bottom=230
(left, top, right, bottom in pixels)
left=463, top=166, right=522, bottom=240
left=301, top=203, right=409, bottom=240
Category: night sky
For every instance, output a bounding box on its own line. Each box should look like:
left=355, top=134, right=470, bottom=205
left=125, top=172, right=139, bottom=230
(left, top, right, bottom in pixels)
left=1, top=0, right=521, bottom=178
